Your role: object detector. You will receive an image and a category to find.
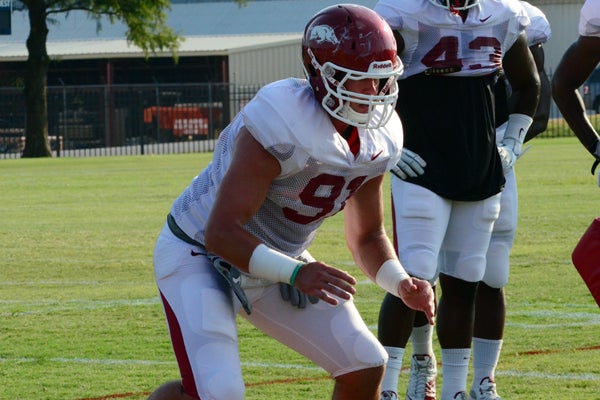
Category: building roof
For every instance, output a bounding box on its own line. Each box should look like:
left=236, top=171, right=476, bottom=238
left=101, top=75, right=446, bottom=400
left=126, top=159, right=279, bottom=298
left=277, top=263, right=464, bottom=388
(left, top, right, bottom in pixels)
left=1, top=0, right=579, bottom=63
left=3, top=0, right=377, bottom=60
left=0, top=33, right=303, bottom=61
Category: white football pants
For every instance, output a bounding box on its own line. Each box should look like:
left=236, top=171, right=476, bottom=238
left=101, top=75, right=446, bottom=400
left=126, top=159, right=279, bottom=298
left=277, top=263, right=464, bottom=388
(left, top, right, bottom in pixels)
left=390, top=178, right=501, bottom=283
left=153, top=223, right=387, bottom=400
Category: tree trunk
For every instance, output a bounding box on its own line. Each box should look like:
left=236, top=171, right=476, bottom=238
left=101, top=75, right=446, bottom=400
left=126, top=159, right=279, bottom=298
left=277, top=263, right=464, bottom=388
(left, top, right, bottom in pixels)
left=22, top=0, right=51, bottom=158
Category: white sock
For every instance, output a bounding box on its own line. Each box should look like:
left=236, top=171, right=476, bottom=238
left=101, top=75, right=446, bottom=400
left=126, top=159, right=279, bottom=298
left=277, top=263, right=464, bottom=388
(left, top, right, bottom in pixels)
left=440, top=348, right=470, bottom=400
left=381, top=346, right=405, bottom=394
left=471, top=337, right=502, bottom=389
left=410, top=324, right=434, bottom=355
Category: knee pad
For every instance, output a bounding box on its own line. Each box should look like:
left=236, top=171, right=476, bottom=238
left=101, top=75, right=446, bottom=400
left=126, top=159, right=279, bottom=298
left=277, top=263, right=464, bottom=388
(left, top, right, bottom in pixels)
left=196, top=343, right=245, bottom=400
left=201, top=369, right=245, bottom=400
left=441, top=250, right=486, bottom=283
left=482, top=234, right=513, bottom=288
left=331, top=307, right=388, bottom=373
left=401, top=246, right=439, bottom=282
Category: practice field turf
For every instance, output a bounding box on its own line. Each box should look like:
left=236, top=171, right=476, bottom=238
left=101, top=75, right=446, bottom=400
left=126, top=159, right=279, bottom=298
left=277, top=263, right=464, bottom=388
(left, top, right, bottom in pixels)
left=1, top=136, right=599, bottom=400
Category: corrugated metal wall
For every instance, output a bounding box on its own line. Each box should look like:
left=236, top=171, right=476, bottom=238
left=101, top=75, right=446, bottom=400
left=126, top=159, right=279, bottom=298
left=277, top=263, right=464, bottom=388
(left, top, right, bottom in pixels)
left=225, top=1, right=588, bottom=84
left=228, top=38, right=303, bottom=85
left=535, top=1, right=585, bottom=74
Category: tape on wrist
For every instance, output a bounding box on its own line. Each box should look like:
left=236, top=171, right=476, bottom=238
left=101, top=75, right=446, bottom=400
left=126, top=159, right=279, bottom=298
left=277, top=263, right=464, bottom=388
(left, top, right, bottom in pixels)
left=375, top=259, right=410, bottom=297
left=503, top=113, right=533, bottom=154
left=249, top=243, right=304, bottom=284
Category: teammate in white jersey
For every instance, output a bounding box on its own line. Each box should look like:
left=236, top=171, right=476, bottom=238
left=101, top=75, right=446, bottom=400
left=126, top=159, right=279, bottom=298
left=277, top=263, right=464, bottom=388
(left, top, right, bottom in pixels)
left=471, top=2, right=551, bottom=399
left=373, top=1, right=540, bottom=399
left=145, top=5, right=435, bottom=400
left=553, top=0, right=600, bottom=174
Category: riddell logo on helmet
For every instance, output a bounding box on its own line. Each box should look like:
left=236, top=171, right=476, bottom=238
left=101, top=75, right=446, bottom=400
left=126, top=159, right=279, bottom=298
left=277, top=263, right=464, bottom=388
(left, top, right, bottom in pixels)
left=372, top=62, right=392, bottom=69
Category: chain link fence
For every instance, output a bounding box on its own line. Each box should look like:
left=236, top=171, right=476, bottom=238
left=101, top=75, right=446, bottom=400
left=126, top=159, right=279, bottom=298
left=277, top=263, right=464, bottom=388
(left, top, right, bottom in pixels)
left=0, top=82, right=261, bottom=158
left=0, top=78, right=590, bottom=159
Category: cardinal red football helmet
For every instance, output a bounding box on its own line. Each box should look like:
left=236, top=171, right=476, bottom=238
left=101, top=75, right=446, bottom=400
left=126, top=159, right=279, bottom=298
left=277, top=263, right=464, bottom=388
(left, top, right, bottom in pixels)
left=301, top=4, right=403, bottom=129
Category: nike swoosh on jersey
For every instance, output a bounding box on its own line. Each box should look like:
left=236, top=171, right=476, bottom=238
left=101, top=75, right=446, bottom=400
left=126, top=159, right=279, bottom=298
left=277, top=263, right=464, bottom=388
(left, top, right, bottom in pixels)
left=191, top=250, right=203, bottom=256
left=371, top=150, right=383, bottom=161
left=480, top=15, right=492, bottom=22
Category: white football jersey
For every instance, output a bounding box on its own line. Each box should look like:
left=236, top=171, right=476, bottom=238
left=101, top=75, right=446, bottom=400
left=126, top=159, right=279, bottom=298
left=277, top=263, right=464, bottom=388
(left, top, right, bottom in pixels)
left=374, top=0, right=530, bottom=78
left=580, top=0, right=600, bottom=37
left=170, top=78, right=403, bottom=257
left=521, top=1, right=551, bottom=46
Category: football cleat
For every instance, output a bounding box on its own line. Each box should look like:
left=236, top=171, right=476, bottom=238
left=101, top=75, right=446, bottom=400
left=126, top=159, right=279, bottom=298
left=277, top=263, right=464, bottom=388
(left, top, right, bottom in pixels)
left=468, top=377, right=502, bottom=400
left=381, top=390, right=399, bottom=400
left=406, top=354, right=437, bottom=400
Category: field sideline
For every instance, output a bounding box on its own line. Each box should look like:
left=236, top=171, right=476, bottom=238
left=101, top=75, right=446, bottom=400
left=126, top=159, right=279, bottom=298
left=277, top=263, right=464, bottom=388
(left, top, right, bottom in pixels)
left=1, top=136, right=599, bottom=399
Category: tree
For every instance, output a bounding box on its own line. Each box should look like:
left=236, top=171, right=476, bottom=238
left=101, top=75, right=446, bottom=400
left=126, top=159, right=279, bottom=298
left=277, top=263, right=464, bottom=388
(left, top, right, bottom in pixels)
left=19, top=0, right=183, bottom=157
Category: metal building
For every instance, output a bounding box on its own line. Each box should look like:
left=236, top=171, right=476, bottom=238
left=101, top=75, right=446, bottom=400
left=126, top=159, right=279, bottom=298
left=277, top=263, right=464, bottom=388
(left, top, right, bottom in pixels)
left=535, top=0, right=586, bottom=74
left=0, top=1, right=588, bottom=84
left=0, top=1, right=379, bottom=86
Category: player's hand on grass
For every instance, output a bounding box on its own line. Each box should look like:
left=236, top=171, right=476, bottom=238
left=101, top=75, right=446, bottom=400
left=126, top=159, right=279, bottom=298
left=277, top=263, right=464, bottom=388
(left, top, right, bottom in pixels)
left=292, top=262, right=357, bottom=306
left=398, top=277, right=436, bottom=325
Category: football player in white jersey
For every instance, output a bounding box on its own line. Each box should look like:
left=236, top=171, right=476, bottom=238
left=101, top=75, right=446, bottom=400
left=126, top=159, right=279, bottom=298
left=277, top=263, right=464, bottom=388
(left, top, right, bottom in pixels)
left=471, top=2, right=551, bottom=399
left=553, top=0, right=600, bottom=323
left=373, top=0, right=540, bottom=399
left=145, top=5, right=435, bottom=400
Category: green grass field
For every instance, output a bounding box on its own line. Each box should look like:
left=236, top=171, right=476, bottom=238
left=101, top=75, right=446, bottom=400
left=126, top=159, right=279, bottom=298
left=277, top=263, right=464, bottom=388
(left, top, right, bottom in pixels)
left=1, top=136, right=599, bottom=399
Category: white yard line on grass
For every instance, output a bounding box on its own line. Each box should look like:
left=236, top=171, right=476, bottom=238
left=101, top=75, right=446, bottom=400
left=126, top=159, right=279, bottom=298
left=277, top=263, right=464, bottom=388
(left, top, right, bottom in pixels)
left=0, top=356, right=598, bottom=382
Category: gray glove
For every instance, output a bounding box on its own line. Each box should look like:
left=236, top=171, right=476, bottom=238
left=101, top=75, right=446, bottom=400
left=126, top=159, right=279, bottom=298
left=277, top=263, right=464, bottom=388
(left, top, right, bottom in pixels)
left=208, top=253, right=252, bottom=315
left=279, top=283, right=319, bottom=309
left=391, top=148, right=426, bottom=180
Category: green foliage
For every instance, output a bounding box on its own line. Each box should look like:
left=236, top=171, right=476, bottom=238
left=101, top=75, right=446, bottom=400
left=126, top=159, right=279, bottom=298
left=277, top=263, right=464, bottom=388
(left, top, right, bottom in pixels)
left=25, top=0, right=182, bottom=57
left=18, top=0, right=245, bottom=157
left=1, top=138, right=600, bottom=399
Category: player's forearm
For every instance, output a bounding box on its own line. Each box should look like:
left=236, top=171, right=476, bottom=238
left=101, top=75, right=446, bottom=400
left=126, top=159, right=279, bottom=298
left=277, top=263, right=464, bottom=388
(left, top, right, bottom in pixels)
left=554, top=88, right=600, bottom=154
left=525, top=71, right=551, bottom=142
left=347, top=229, right=399, bottom=282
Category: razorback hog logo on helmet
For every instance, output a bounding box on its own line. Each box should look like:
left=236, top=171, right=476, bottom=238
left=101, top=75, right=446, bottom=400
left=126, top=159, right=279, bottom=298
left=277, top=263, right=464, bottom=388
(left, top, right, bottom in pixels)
left=309, top=25, right=340, bottom=45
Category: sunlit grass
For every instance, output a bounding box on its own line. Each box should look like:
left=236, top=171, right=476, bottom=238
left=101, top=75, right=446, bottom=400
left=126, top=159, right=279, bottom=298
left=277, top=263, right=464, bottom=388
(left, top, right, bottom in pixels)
left=1, top=137, right=599, bottom=399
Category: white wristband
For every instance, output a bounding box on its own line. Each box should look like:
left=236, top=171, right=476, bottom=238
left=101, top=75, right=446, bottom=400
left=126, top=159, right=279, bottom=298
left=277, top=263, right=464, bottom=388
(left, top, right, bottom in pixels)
left=502, top=113, right=533, bottom=155
left=248, top=244, right=304, bottom=285
left=375, top=259, right=410, bottom=297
